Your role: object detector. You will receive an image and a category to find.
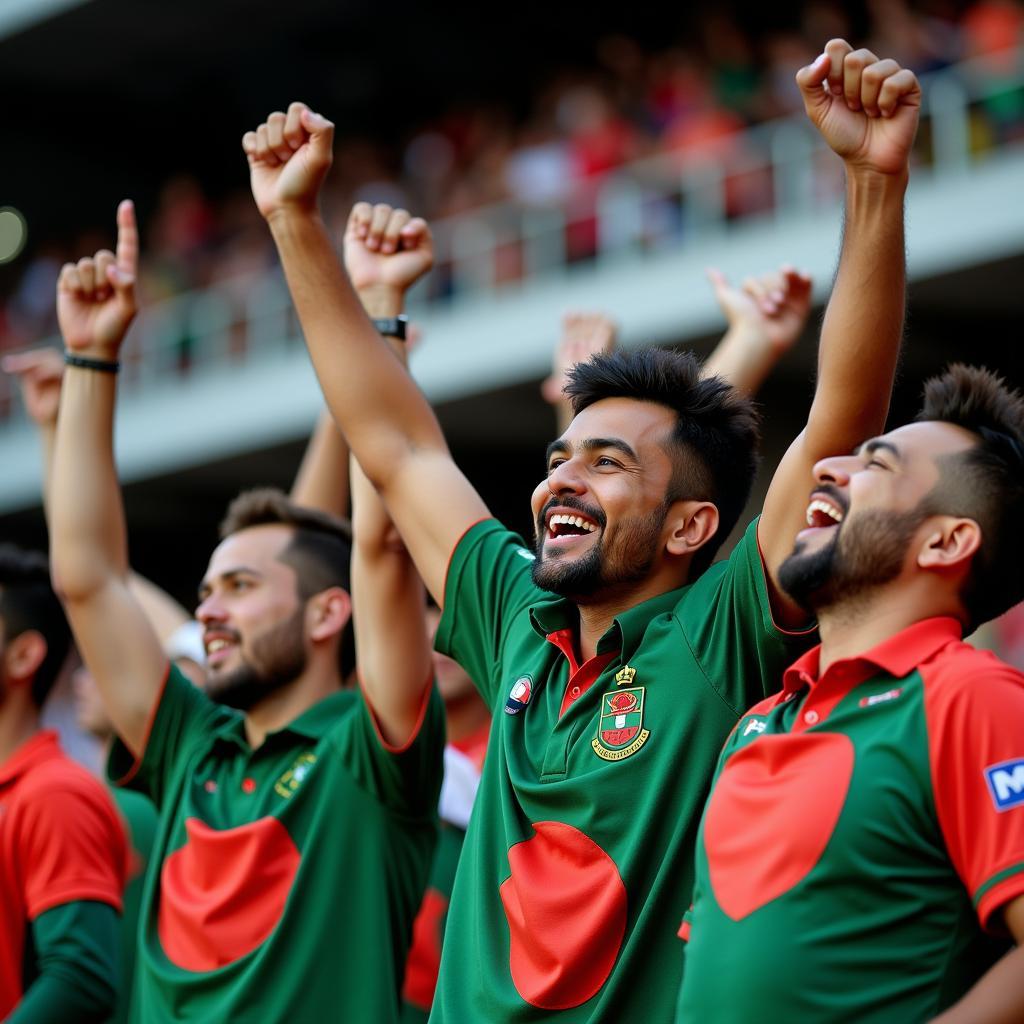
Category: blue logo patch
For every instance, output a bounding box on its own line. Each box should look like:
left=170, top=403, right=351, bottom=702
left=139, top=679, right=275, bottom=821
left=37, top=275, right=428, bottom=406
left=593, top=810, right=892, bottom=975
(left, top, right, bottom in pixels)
left=984, top=759, right=1024, bottom=812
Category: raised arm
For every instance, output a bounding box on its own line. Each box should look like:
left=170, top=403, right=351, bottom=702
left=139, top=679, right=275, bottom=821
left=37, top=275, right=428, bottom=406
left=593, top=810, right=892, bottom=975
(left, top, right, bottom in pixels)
left=243, top=105, right=488, bottom=604
left=542, top=312, right=618, bottom=435
left=48, top=201, right=166, bottom=755
left=759, top=40, right=921, bottom=626
left=702, top=265, right=812, bottom=396
left=290, top=410, right=350, bottom=517
left=344, top=205, right=433, bottom=745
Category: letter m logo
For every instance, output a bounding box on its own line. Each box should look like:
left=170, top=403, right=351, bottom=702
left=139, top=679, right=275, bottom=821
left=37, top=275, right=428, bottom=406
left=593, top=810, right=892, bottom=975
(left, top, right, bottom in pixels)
left=984, top=759, right=1024, bottom=812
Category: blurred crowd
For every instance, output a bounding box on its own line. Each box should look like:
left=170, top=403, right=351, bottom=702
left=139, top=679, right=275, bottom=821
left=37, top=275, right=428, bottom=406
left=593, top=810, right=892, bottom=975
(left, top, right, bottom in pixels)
left=1, top=0, right=1022, bottom=354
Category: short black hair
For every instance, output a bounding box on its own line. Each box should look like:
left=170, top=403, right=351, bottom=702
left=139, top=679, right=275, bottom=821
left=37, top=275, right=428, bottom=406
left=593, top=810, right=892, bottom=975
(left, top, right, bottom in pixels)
left=219, top=489, right=355, bottom=679
left=917, top=364, right=1024, bottom=627
left=0, top=544, right=71, bottom=707
left=565, top=348, right=761, bottom=575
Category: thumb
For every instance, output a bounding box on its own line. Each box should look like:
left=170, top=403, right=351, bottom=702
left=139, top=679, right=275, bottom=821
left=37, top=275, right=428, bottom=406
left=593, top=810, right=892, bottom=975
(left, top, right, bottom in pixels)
left=300, top=108, right=335, bottom=154
left=795, top=53, right=831, bottom=118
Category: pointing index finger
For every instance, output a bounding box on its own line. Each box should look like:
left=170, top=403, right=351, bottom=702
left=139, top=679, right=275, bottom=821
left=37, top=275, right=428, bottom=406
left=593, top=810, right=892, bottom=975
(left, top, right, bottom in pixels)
left=116, top=199, right=139, bottom=277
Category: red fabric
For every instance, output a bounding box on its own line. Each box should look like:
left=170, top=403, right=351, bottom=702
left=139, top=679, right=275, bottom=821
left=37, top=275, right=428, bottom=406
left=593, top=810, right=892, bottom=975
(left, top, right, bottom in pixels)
left=704, top=733, right=854, bottom=920
left=922, top=644, right=1024, bottom=931
left=544, top=629, right=617, bottom=718
left=158, top=816, right=300, bottom=971
left=401, top=887, right=448, bottom=1011
left=450, top=719, right=490, bottom=773
left=500, top=821, right=626, bottom=1010
left=0, top=731, right=127, bottom=1016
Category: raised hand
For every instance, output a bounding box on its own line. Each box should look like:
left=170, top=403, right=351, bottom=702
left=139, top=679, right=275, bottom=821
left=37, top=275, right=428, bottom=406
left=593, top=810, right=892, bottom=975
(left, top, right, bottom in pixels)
left=1, top=347, right=64, bottom=428
left=797, top=39, right=921, bottom=177
left=242, top=102, right=335, bottom=221
left=542, top=312, right=618, bottom=407
left=707, top=266, right=812, bottom=359
left=57, top=199, right=138, bottom=358
left=343, top=203, right=434, bottom=296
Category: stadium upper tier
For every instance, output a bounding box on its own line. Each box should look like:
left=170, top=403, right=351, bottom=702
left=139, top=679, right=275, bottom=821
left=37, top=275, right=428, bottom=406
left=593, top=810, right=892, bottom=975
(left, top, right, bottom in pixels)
left=1, top=48, right=1022, bottom=514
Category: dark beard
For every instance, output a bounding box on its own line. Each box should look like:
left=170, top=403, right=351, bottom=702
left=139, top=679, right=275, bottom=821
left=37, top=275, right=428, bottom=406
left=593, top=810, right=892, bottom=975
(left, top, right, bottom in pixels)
left=778, top=506, right=926, bottom=614
left=531, top=497, right=667, bottom=602
left=205, top=606, right=307, bottom=712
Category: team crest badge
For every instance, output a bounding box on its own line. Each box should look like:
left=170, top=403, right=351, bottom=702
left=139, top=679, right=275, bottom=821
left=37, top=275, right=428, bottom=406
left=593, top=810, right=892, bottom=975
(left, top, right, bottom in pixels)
left=274, top=752, right=317, bottom=799
left=592, top=687, right=650, bottom=761
left=504, top=675, right=534, bottom=716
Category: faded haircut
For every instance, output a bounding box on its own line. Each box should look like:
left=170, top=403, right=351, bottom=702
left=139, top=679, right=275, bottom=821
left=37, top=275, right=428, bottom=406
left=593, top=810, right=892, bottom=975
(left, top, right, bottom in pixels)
left=565, top=348, right=761, bottom=575
left=219, top=488, right=355, bottom=678
left=917, top=364, right=1024, bottom=627
left=0, top=544, right=71, bottom=707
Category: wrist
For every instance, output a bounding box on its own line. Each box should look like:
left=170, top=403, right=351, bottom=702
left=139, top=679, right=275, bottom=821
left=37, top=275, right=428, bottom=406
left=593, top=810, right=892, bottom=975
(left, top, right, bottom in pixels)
left=844, top=163, right=909, bottom=197
left=357, top=284, right=405, bottom=318
left=266, top=204, right=325, bottom=236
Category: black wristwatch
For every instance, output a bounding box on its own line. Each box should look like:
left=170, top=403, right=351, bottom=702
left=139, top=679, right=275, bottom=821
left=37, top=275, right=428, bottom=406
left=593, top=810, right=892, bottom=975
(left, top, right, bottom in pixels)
left=371, top=315, right=408, bottom=341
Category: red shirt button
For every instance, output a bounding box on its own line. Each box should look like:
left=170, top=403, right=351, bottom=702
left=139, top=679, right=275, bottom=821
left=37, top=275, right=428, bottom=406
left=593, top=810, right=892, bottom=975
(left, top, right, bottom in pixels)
left=204, top=779, right=217, bottom=793
left=241, top=777, right=257, bottom=794
left=570, top=686, right=581, bottom=699
left=804, top=710, right=819, bottom=725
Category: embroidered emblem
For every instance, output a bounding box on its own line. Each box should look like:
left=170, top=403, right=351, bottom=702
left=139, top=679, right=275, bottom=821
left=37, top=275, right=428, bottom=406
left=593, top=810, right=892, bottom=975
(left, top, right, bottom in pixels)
left=504, top=675, right=534, bottom=716
left=614, top=665, right=636, bottom=686
left=858, top=687, right=903, bottom=708
left=592, top=687, right=650, bottom=761
left=274, top=752, right=317, bottom=799
left=742, top=717, right=767, bottom=737
left=985, top=758, right=1024, bottom=812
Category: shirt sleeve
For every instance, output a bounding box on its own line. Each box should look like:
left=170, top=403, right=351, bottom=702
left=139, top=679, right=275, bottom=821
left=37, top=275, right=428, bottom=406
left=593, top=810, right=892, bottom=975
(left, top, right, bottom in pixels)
left=8, top=901, right=120, bottom=1024
left=924, top=654, right=1024, bottom=932
left=334, top=681, right=446, bottom=819
left=434, top=519, right=542, bottom=708
left=15, top=774, right=127, bottom=921
left=676, top=517, right=816, bottom=715
left=107, top=663, right=230, bottom=808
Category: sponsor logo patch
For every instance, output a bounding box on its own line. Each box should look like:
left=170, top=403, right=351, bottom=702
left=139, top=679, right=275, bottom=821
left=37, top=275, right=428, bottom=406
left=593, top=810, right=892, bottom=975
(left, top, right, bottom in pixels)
left=592, top=686, right=650, bottom=761
left=858, top=687, right=903, bottom=708
left=985, top=759, right=1024, bottom=812
left=504, top=675, right=534, bottom=716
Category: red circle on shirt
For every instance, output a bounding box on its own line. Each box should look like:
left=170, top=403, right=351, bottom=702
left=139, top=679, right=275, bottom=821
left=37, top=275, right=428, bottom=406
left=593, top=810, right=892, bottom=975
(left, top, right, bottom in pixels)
left=500, top=820, right=626, bottom=1009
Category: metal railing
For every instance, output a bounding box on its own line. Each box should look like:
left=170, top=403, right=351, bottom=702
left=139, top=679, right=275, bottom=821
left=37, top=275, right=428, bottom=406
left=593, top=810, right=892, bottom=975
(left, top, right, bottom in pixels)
left=2, top=46, right=1022, bottom=422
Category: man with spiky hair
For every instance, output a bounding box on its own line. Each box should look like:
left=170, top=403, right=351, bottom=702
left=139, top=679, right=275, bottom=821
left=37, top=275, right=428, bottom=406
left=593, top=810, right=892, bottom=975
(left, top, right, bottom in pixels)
left=0, top=544, right=127, bottom=1023
left=244, top=38, right=922, bottom=1022
left=677, top=365, right=1024, bottom=1024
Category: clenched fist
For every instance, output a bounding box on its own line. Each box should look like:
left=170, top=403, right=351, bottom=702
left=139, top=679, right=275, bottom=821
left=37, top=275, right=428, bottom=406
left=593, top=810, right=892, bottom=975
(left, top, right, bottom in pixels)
left=243, top=102, right=335, bottom=221
left=797, top=39, right=921, bottom=177
left=343, top=203, right=434, bottom=295
left=57, top=199, right=138, bottom=358
left=1, top=347, right=64, bottom=428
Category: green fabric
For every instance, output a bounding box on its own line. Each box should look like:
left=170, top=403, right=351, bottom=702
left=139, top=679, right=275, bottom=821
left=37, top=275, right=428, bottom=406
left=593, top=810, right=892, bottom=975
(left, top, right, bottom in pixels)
left=11, top=900, right=119, bottom=1023
left=108, top=666, right=444, bottom=1023
left=677, top=669, right=1008, bottom=1024
left=432, top=517, right=811, bottom=1022
left=108, top=788, right=157, bottom=1024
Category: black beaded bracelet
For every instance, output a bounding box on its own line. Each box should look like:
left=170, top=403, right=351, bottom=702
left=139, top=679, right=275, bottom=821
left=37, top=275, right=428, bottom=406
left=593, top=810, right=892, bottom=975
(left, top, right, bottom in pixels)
left=64, top=352, right=120, bottom=374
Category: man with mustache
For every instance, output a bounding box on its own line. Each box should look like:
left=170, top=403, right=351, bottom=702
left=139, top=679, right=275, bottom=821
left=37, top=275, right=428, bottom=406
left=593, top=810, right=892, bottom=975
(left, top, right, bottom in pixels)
left=244, top=38, right=919, bottom=1022
left=677, top=365, right=1024, bottom=1023
left=47, top=200, right=444, bottom=1022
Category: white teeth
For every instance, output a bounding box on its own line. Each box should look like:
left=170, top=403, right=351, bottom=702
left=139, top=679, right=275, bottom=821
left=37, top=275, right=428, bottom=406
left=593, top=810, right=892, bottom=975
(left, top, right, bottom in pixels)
left=207, top=639, right=230, bottom=653
left=548, top=513, right=596, bottom=533
left=805, top=499, right=844, bottom=527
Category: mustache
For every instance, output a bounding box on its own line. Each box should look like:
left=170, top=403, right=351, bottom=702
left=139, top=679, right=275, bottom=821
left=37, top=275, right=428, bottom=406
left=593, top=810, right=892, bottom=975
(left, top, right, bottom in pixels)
left=535, top=496, right=607, bottom=536
left=203, top=627, right=242, bottom=647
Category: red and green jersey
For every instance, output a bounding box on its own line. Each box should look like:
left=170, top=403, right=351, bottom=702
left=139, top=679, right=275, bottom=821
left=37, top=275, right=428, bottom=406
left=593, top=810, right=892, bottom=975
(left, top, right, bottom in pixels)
left=677, top=616, right=1024, bottom=1024
left=109, top=663, right=444, bottom=1023
left=0, top=730, right=127, bottom=1017
left=433, top=517, right=812, bottom=1021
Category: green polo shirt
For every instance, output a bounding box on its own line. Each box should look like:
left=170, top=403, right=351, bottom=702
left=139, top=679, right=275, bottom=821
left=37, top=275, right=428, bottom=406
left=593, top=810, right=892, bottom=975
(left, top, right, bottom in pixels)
left=677, top=617, right=1024, bottom=1024
left=432, top=517, right=812, bottom=1021
left=109, top=664, right=444, bottom=1023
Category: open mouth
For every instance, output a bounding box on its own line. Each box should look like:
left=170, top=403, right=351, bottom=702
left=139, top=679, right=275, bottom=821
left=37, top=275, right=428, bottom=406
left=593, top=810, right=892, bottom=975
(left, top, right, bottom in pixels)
left=545, top=510, right=600, bottom=546
left=799, top=495, right=845, bottom=538
left=204, top=635, right=239, bottom=667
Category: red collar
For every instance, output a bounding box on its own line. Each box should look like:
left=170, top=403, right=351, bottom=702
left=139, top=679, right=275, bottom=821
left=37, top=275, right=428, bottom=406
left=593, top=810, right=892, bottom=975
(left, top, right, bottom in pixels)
left=782, top=616, right=963, bottom=696
left=0, top=730, right=61, bottom=787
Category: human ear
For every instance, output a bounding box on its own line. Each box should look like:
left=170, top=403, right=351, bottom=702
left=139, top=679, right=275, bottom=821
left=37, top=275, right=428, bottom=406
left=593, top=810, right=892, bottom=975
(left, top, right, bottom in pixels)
left=308, top=587, right=352, bottom=642
left=2, top=630, right=47, bottom=685
left=917, top=518, right=981, bottom=572
left=666, top=501, right=720, bottom=558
